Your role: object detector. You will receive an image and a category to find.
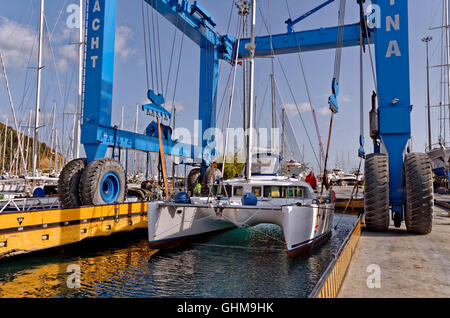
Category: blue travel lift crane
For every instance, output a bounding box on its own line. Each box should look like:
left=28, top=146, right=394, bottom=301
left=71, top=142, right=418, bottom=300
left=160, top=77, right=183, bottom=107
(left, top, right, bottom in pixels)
left=57, top=0, right=433, bottom=235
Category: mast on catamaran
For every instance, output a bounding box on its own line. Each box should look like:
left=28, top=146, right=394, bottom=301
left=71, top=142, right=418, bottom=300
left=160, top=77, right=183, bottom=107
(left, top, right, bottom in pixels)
left=32, top=0, right=45, bottom=178
left=445, top=0, right=450, bottom=145
left=73, top=0, right=83, bottom=160
left=245, top=0, right=256, bottom=180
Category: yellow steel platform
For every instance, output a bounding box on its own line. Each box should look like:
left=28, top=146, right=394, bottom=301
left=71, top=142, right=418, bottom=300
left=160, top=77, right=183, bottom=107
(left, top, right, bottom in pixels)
left=0, top=202, right=148, bottom=259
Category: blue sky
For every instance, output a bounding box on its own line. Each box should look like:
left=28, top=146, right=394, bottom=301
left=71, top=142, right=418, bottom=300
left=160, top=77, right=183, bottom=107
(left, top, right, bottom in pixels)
left=0, top=0, right=447, bottom=173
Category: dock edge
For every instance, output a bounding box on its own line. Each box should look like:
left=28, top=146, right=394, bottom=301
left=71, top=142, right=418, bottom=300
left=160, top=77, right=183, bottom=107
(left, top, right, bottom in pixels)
left=308, top=214, right=363, bottom=298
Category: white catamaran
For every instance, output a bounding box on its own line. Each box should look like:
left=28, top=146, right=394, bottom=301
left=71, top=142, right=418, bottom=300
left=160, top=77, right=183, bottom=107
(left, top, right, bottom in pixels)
left=147, top=0, right=335, bottom=258
left=148, top=153, right=334, bottom=257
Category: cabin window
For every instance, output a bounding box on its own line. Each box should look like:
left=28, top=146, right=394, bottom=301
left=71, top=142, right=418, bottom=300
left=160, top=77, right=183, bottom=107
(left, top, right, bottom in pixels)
left=286, top=187, right=296, bottom=198
left=263, top=186, right=285, bottom=198
left=252, top=187, right=262, bottom=197
left=286, top=186, right=304, bottom=198
left=233, top=186, right=243, bottom=196
left=263, top=186, right=305, bottom=198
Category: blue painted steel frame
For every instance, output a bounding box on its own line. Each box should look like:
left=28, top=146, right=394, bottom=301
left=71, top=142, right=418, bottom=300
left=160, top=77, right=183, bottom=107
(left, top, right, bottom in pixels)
left=238, top=23, right=370, bottom=58
left=372, top=0, right=411, bottom=217
left=82, top=0, right=232, bottom=166
left=285, top=0, right=336, bottom=33
left=82, top=0, right=412, bottom=217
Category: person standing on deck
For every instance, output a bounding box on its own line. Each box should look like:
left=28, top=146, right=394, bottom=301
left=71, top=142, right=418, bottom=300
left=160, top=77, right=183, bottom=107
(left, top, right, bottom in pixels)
left=305, top=171, right=317, bottom=190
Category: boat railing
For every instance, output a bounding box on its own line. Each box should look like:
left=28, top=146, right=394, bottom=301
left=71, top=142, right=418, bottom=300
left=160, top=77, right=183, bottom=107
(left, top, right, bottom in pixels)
left=0, top=197, right=60, bottom=214
left=426, top=142, right=450, bottom=152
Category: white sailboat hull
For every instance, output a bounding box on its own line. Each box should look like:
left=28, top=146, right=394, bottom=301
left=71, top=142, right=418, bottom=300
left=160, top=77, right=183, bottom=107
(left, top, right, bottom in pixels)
left=148, top=201, right=334, bottom=258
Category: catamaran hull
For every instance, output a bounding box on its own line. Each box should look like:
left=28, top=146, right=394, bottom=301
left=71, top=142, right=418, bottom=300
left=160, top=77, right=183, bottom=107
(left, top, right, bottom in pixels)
left=147, top=202, right=334, bottom=258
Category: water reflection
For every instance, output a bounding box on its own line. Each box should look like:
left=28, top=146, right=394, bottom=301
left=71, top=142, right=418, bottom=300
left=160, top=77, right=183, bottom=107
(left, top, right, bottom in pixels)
left=0, top=214, right=357, bottom=298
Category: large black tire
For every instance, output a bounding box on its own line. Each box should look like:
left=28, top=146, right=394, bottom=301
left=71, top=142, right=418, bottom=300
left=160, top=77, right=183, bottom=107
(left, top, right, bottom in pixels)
left=364, top=153, right=390, bottom=231
left=202, top=166, right=222, bottom=196
left=187, top=168, right=201, bottom=195
left=202, top=166, right=222, bottom=185
left=404, top=153, right=434, bottom=234
left=80, top=158, right=126, bottom=206
left=58, top=158, right=87, bottom=208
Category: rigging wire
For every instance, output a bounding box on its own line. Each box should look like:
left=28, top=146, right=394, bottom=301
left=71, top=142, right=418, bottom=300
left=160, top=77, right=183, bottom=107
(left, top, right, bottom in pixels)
left=145, top=1, right=155, bottom=90
left=273, top=75, right=320, bottom=167
left=256, top=77, right=270, bottom=125
left=170, top=18, right=187, bottom=129
left=165, top=14, right=180, bottom=103
left=319, top=0, right=347, bottom=208
left=141, top=0, right=150, bottom=90
left=154, top=0, right=165, bottom=95
left=43, top=18, right=65, bottom=114
left=333, top=0, right=347, bottom=83
left=220, top=15, right=243, bottom=183
left=150, top=0, right=159, bottom=93
left=255, top=3, right=321, bottom=168
left=283, top=0, right=325, bottom=165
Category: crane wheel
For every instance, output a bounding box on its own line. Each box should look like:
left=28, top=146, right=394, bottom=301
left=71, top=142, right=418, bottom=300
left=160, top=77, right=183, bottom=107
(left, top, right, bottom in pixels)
left=187, top=168, right=201, bottom=195
left=57, top=158, right=87, bottom=208
left=202, top=166, right=222, bottom=195
left=80, top=158, right=126, bottom=206
left=364, top=153, right=390, bottom=231
left=404, top=153, right=434, bottom=234
left=202, top=166, right=222, bottom=186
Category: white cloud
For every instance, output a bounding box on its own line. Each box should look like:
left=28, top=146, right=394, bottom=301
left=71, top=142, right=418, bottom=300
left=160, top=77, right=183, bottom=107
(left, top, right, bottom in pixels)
left=317, top=107, right=329, bottom=116
left=283, top=102, right=331, bottom=117
left=56, top=43, right=78, bottom=73
left=167, top=101, right=186, bottom=113
left=283, top=102, right=311, bottom=116
left=0, top=17, right=36, bottom=69
left=341, top=95, right=352, bottom=103
left=59, top=44, right=78, bottom=61
left=115, top=25, right=135, bottom=60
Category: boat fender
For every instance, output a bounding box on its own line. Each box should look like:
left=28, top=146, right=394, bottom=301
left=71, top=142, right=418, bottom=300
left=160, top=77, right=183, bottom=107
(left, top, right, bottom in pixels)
left=174, top=191, right=191, bottom=204
left=33, top=187, right=45, bottom=198
left=312, top=198, right=320, bottom=205
left=241, top=192, right=257, bottom=206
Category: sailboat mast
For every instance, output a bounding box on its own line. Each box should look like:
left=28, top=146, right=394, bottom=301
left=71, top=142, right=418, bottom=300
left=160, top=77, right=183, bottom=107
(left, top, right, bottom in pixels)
left=54, top=128, right=59, bottom=171
left=445, top=0, right=450, bottom=144
left=73, top=0, right=83, bottom=159
left=270, top=73, right=276, bottom=150
left=32, top=0, right=45, bottom=178
left=0, top=50, right=27, bottom=173
left=236, top=1, right=250, bottom=175
left=25, top=109, right=32, bottom=171
left=134, top=104, right=139, bottom=174
left=422, top=36, right=432, bottom=151
left=2, top=119, right=8, bottom=174
left=281, top=108, right=285, bottom=160
left=245, top=0, right=256, bottom=180
left=49, top=100, right=56, bottom=172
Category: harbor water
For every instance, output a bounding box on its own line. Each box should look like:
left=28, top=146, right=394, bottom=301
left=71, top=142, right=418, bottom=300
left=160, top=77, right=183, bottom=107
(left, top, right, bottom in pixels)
left=0, top=213, right=358, bottom=298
